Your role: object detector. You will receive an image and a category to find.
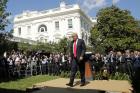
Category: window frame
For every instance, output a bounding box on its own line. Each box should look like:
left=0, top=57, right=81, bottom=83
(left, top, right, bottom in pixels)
left=55, top=21, right=59, bottom=30
left=68, top=19, right=73, bottom=29
left=40, top=27, right=46, bottom=32
left=27, top=26, right=31, bottom=34
left=38, top=24, right=47, bottom=32
left=18, top=27, right=21, bottom=35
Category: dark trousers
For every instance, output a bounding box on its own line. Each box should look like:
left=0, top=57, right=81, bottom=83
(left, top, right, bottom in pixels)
left=48, top=63, right=52, bottom=75
left=109, top=62, right=116, bottom=74
left=41, top=64, right=46, bottom=74
left=69, top=58, right=85, bottom=84
left=118, top=63, right=126, bottom=73
left=126, top=62, right=133, bottom=77
left=54, top=63, right=60, bottom=75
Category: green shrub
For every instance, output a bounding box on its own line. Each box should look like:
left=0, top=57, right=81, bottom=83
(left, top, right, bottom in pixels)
left=60, top=71, right=65, bottom=78
left=60, top=71, right=80, bottom=79
left=60, top=71, right=130, bottom=82
left=76, top=71, right=81, bottom=79
left=94, top=72, right=102, bottom=80
left=109, top=72, right=130, bottom=81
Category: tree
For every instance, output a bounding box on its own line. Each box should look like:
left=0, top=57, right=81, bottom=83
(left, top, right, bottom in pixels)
left=0, top=0, right=13, bottom=56
left=58, top=38, right=68, bottom=53
left=90, top=26, right=105, bottom=53
left=90, top=6, right=140, bottom=52
left=0, top=0, right=10, bottom=31
left=0, top=33, right=18, bottom=56
left=137, top=20, right=140, bottom=31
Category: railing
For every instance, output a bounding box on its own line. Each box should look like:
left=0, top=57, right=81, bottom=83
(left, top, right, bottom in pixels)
left=40, top=10, right=50, bottom=14
left=17, top=15, right=23, bottom=19
left=15, top=4, right=77, bottom=19
left=0, top=61, right=71, bottom=78
left=52, top=8, right=60, bottom=12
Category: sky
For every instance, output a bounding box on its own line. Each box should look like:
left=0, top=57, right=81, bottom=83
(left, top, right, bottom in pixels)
left=6, top=0, right=140, bottom=31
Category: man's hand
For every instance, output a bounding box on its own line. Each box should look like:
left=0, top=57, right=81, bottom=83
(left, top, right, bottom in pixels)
left=69, top=57, right=72, bottom=61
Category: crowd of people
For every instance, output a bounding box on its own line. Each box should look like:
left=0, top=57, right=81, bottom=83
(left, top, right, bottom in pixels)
left=89, top=50, right=140, bottom=79
left=0, top=50, right=140, bottom=80
left=0, top=50, right=71, bottom=78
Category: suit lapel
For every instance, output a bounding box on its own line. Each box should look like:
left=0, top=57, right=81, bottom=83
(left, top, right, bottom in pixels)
left=76, top=39, right=79, bottom=49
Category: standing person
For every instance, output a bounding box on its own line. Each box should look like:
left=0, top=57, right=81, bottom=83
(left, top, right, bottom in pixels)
left=132, top=50, right=140, bottom=93
left=94, top=53, right=103, bottom=73
left=116, top=51, right=125, bottom=73
left=54, top=54, right=60, bottom=76
left=66, top=33, right=86, bottom=87
left=48, top=54, right=53, bottom=75
left=133, top=50, right=140, bottom=75
left=107, top=51, right=116, bottom=74
left=41, top=56, right=47, bottom=74
left=61, top=53, right=67, bottom=72
left=125, top=50, right=133, bottom=77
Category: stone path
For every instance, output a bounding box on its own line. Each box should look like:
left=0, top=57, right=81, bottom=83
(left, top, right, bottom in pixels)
left=29, top=78, right=132, bottom=93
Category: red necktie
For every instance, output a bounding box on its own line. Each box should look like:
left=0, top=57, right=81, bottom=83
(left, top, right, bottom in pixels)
left=74, top=41, right=77, bottom=57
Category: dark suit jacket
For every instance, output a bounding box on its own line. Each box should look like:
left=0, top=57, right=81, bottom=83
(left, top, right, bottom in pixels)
left=70, top=39, right=86, bottom=61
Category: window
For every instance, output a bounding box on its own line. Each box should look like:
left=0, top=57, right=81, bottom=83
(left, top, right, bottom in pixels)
left=68, top=19, right=73, bottom=29
left=87, top=25, right=90, bottom=31
left=27, top=26, right=31, bottom=34
left=40, top=27, right=46, bottom=32
left=81, top=20, right=83, bottom=27
left=38, top=24, right=47, bottom=32
left=18, top=27, right=21, bottom=35
left=45, top=39, right=47, bottom=43
left=86, top=24, right=88, bottom=30
left=39, top=37, right=47, bottom=43
left=84, top=22, right=86, bottom=29
left=40, top=37, right=44, bottom=42
left=55, top=21, right=59, bottom=30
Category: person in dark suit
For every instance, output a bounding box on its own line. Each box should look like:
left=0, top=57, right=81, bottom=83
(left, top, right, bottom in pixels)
left=66, top=33, right=86, bottom=87
left=107, top=51, right=117, bottom=74
left=132, top=51, right=140, bottom=93
left=116, top=51, right=126, bottom=73
left=124, top=50, right=133, bottom=77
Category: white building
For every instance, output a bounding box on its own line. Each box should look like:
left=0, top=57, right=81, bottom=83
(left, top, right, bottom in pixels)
left=12, top=1, right=96, bottom=44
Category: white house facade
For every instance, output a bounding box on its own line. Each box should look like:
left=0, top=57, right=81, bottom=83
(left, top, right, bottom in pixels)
left=12, top=1, right=96, bottom=44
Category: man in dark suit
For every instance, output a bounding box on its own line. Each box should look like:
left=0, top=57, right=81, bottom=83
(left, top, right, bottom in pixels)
left=66, top=33, right=86, bottom=87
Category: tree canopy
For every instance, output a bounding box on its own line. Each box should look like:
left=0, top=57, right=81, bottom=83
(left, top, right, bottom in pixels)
left=90, top=6, right=140, bottom=53
left=0, top=0, right=15, bottom=56
left=0, top=0, right=10, bottom=31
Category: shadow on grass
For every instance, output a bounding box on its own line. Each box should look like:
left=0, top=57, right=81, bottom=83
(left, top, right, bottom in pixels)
left=0, top=88, right=26, bottom=93
left=0, top=87, right=105, bottom=93
left=28, top=86, right=105, bottom=93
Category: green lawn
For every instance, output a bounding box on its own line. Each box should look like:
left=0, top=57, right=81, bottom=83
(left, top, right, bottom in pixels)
left=0, top=75, right=58, bottom=91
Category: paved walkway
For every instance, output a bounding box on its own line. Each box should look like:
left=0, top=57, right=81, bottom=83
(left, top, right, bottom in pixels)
left=30, top=78, right=132, bottom=93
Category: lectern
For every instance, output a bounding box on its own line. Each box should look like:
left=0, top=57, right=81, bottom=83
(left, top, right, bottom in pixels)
left=85, top=52, right=93, bottom=81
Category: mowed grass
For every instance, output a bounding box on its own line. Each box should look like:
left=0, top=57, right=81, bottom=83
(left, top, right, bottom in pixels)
left=0, top=75, right=58, bottom=91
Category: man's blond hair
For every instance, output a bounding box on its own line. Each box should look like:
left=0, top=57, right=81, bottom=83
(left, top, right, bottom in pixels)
left=72, top=32, right=78, bottom=37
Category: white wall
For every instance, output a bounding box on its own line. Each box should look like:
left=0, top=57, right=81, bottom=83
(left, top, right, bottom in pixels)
left=13, top=4, right=95, bottom=44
